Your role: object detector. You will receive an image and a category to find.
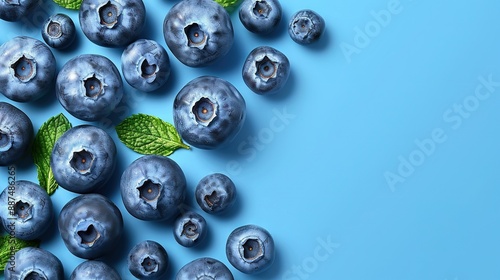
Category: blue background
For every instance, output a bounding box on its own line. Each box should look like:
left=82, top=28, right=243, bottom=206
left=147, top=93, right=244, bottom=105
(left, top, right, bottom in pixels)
left=1, top=0, right=500, bottom=279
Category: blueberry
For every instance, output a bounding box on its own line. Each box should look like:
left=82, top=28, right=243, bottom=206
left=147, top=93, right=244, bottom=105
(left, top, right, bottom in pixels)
left=79, top=0, right=146, bottom=47
left=120, top=155, right=186, bottom=221
left=41, top=13, right=77, bottom=49
left=121, top=39, right=171, bottom=92
left=195, top=173, right=236, bottom=214
left=58, top=193, right=124, bottom=259
left=0, top=0, right=36, bottom=22
left=4, top=247, right=64, bottom=279
left=0, top=102, right=33, bottom=166
left=226, top=224, right=275, bottom=274
left=163, top=0, right=234, bottom=67
left=242, top=45, right=290, bottom=95
left=173, top=76, right=246, bottom=149
left=0, top=36, right=56, bottom=102
left=56, top=54, right=123, bottom=121
left=176, top=257, right=234, bottom=280
left=70, top=260, right=121, bottom=280
left=173, top=211, right=207, bottom=247
left=0, top=180, right=52, bottom=240
left=128, top=240, right=169, bottom=280
left=50, top=125, right=116, bottom=194
left=239, top=0, right=282, bottom=34
left=288, top=9, right=325, bottom=45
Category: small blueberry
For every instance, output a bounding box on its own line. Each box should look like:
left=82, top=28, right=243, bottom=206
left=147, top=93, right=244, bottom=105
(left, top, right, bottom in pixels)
left=288, top=9, right=326, bottom=44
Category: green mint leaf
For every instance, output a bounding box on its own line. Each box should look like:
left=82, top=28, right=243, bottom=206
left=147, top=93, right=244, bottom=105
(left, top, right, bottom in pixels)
left=0, top=235, right=40, bottom=271
left=214, top=0, right=242, bottom=12
left=52, top=0, right=82, bottom=9
left=32, top=114, right=72, bottom=196
left=116, top=114, right=190, bottom=156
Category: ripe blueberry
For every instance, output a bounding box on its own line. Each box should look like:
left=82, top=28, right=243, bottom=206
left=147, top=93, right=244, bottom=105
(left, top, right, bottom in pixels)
left=0, top=0, right=37, bottom=22
left=163, top=0, right=234, bottom=67
left=120, top=155, right=186, bottom=221
left=50, top=125, right=117, bottom=194
left=0, top=36, right=56, bottom=102
left=226, top=224, right=275, bottom=274
left=42, top=13, right=77, bottom=49
left=4, top=247, right=64, bottom=279
left=239, top=0, right=282, bottom=34
left=0, top=180, right=53, bottom=240
left=242, top=46, right=290, bottom=95
left=55, top=54, right=124, bottom=121
left=176, top=257, right=234, bottom=280
left=173, top=211, right=207, bottom=247
left=195, top=173, right=236, bottom=214
left=0, top=102, right=34, bottom=166
left=70, top=260, right=121, bottom=280
left=128, top=240, right=169, bottom=280
left=288, top=9, right=325, bottom=45
left=58, top=193, right=124, bottom=259
left=173, top=76, right=246, bottom=149
left=121, top=39, right=171, bottom=92
left=79, top=0, right=146, bottom=47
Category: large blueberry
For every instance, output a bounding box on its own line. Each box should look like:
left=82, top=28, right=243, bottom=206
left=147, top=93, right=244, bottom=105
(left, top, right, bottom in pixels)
left=56, top=54, right=123, bottom=121
left=70, top=260, right=121, bottom=280
left=0, top=0, right=37, bottom=22
left=42, top=13, right=77, bottom=49
left=176, top=257, right=234, bottom=280
left=0, top=180, right=53, bottom=240
left=120, top=155, right=186, bottom=221
left=121, top=39, right=171, bottom=92
left=50, top=125, right=116, bottom=194
left=195, top=173, right=236, bottom=214
left=4, top=247, right=64, bottom=279
left=58, top=193, right=124, bottom=259
left=173, top=211, right=207, bottom=247
left=242, top=46, right=290, bottom=95
left=226, top=224, right=275, bottom=274
left=288, top=9, right=325, bottom=45
left=163, top=0, right=234, bottom=67
left=0, top=36, right=56, bottom=102
left=0, top=102, right=33, bottom=166
left=128, top=240, right=169, bottom=280
left=173, top=76, right=246, bottom=149
left=239, top=0, right=282, bottom=34
left=79, top=0, right=146, bottom=47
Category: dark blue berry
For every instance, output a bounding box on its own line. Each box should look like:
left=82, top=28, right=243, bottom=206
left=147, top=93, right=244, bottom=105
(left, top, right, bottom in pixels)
left=120, top=155, right=187, bottom=221
left=242, top=46, right=290, bottom=95
left=42, top=13, right=76, bottom=49
left=0, top=36, right=56, bottom=102
left=58, top=193, right=124, bottom=259
left=128, top=240, right=169, bottom=280
left=55, top=54, right=123, bottom=121
left=226, top=224, right=275, bottom=274
left=173, top=211, right=207, bottom=247
left=0, top=180, right=53, bottom=240
left=70, top=260, right=121, bottom=280
left=176, top=257, right=234, bottom=280
left=121, top=39, right=171, bottom=92
left=163, top=0, right=234, bottom=67
left=0, top=102, right=33, bottom=166
left=288, top=9, right=325, bottom=44
left=195, top=173, right=236, bottom=214
left=239, top=0, right=282, bottom=34
left=173, top=76, right=246, bottom=149
left=4, top=247, right=64, bottom=279
left=50, top=125, right=117, bottom=194
left=79, top=0, right=146, bottom=47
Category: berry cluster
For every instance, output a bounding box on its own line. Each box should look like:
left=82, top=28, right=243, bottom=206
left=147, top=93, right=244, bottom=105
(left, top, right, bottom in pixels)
left=0, top=0, right=325, bottom=278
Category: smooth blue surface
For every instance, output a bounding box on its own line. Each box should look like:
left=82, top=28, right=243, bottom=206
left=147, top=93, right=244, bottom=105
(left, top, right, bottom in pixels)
left=1, top=0, right=500, bottom=279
